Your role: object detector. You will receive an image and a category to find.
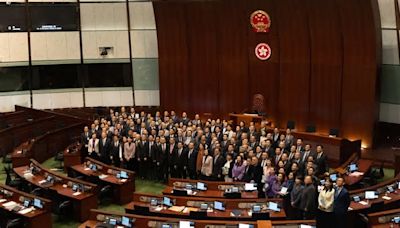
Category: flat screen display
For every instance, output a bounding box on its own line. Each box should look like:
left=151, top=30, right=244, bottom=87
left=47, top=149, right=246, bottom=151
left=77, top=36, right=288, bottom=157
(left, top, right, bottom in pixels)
left=29, top=3, right=78, bottom=31
left=0, top=4, right=27, bottom=32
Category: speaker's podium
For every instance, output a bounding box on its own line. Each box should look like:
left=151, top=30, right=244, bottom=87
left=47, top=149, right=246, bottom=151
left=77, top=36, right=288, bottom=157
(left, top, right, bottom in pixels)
left=229, top=113, right=264, bottom=127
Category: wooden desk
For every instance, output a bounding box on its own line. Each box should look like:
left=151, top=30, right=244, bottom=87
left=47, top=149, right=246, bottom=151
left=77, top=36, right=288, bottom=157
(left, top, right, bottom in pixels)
left=367, top=208, right=400, bottom=228
left=394, top=149, right=400, bottom=177
left=14, top=159, right=98, bottom=222
left=132, top=192, right=272, bottom=209
left=163, top=186, right=258, bottom=199
left=63, top=142, right=82, bottom=172
left=337, top=159, right=373, bottom=186
left=168, top=178, right=248, bottom=191
left=126, top=201, right=286, bottom=220
left=349, top=175, right=400, bottom=212
left=11, top=122, right=86, bottom=167
left=79, top=209, right=315, bottom=228
left=69, top=157, right=135, bottom=204
left=0, top=116, right=56, bottom=157
left=229, top=113, right=264, bottom=127
left=0, top=184, right=52, bottom=228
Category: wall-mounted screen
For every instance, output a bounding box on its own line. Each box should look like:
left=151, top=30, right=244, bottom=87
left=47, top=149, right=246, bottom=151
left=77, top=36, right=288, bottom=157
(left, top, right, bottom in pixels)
left=29, top=3, right=78, bottom=31
left=0, top=4, right=27, bottom=32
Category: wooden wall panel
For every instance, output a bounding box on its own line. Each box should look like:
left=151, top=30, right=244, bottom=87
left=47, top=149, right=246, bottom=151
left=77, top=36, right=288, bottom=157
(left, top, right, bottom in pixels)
left=186, top=2, right=219, bottom=114
left=246, top=0, right=280, bottom=123
left=337, top=0, right=381, bottom=147
left=307, top=0, right=343, bottom=134
left=276, top=0, right=311, bottom=131
left=155, top=2, right=190, bottom=113
left=154, top=0, right=380, bottom=147
left=216, top=0, right=249, bottom=116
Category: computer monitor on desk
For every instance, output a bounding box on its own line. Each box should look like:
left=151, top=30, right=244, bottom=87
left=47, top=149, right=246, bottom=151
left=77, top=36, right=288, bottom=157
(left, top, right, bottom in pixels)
left=163, top=196, right=173, bottom=207
left=33, top=198, right=43, bottom=209
left=121, top=216, right=132, bottom=227
left=348, top=164, right=358, bottom=173
left=179, top=221, right=194, bottom=228
left=214, top=201, right=225, bottom=211
left=196, top=182, right=207, bottom=191
left=244, top=183, right=257, bottom=191
left=365, top=191, right=378, bottom=200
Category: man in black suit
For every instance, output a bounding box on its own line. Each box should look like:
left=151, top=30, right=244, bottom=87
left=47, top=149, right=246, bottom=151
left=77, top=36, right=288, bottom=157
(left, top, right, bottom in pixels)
left=300, top=175, right=317, bottom=219
left=137, top=135, right=147, bottom=179
left=315, top=145, right=328, bottom=176
left=242, top=158, right=255, bottom=182
left=187, top=142, right=198, bottom=179
left=147, top=135, right=158, bottom=180
left=212, top=148, right=225, bottom=181
left=99, top=132, right=111, bottom=164
left=157, top=137, right=169, bottom=183
left=176, top=142, right=188, bottom=178
left=334, top=177, right=351, bottom=228
left=168, top=137, right=179, bottom=178
left=80, top=126, right=90, bottom=161
left=110, top=135, right=122, bottom=167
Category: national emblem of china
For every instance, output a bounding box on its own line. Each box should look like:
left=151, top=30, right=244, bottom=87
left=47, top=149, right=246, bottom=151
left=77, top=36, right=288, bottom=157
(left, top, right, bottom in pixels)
left=250, top=10, right=271, bottom=33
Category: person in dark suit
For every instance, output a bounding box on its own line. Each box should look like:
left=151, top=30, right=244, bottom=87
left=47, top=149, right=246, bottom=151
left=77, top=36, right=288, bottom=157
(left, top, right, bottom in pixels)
left=176, top=142, right=188, bottom=178
left=251, top=156, right=263, bottom=184
left=99, top=132, right=111, bottom=164
left=315, top=145, right=328, bottom=176
left=110, top=135, right=122, bottom=167
left=168, top=137, right=179, bottom=178
left=333, top=177, right=351, bottom=228
left=137, top=135, right=147, bottom=179
left=187, top=142, right=198, bottom=179
left=156, top=137, right=169, bottom=183
left=272, top=128, right=280, bottom=148
left=212, top=148, right=225, bottom=181
left=146, top=135, right=157, bottom=180
left=300, top=175, right=317, bottom=219
left=80, top=126, right=90, bottom=161
left=242, top=157, right=255, bottom=182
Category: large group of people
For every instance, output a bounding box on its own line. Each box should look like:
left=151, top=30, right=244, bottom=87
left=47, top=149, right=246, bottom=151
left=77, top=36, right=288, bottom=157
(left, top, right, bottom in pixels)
left=80, top=107, right=350, bottom=226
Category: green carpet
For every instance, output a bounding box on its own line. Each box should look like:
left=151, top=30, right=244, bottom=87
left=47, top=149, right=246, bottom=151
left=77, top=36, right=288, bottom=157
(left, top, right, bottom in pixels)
left=0, top=157, right=396, bottom=227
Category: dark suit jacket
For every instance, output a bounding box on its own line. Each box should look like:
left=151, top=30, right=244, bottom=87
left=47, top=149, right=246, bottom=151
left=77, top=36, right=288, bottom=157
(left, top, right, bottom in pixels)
left=177, top=147, right=188, bottom=168
left=187, top=149, right=198, bottom=171
left=212, top=155, right=225, bottom=178
left=168, top=144, right=179, bottom=166
left=299, top=184, right=317, bottom=213
left=99, top=138, right=111, bottom=158
left=315, top=153, right=328, bottom=175
left=80, top=132, right=90, bottom=146
left=253, top=165, right=263, bottom=184
left=156, top=144, right=169, bottom=164
left=242, top=165, right=255, bottom=182
left=334, top=187, right=350, bottom=215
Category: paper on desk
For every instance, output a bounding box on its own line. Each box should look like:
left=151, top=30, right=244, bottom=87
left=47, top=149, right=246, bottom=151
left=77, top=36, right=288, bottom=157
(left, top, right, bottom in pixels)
left=84, top=168, right=90, bottom=171
left=19, top=207, right=34, bottom=214
left=348, top=207, right=353, bottom=211
left=38, top=180, right=46, bottom=184
left=153, top=206, right=163, bottom=212
left=349, top=172, right=364, bottom=177
left=168, top=206, right=185, bottom=212
left=0, top=199, right=7, bottom=203
left=2, top=201, right=17, bottom=208
left=359, top=201, right=368, bottom=205
left=120, top=179, right=127, bottom=182
left=73, top=192, right=82, bottom=196
left=99, top=174, right=108, bottom=179
left=182, top=207, right=198, bottom=213
left=382, top=196, right=392, bottom=200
